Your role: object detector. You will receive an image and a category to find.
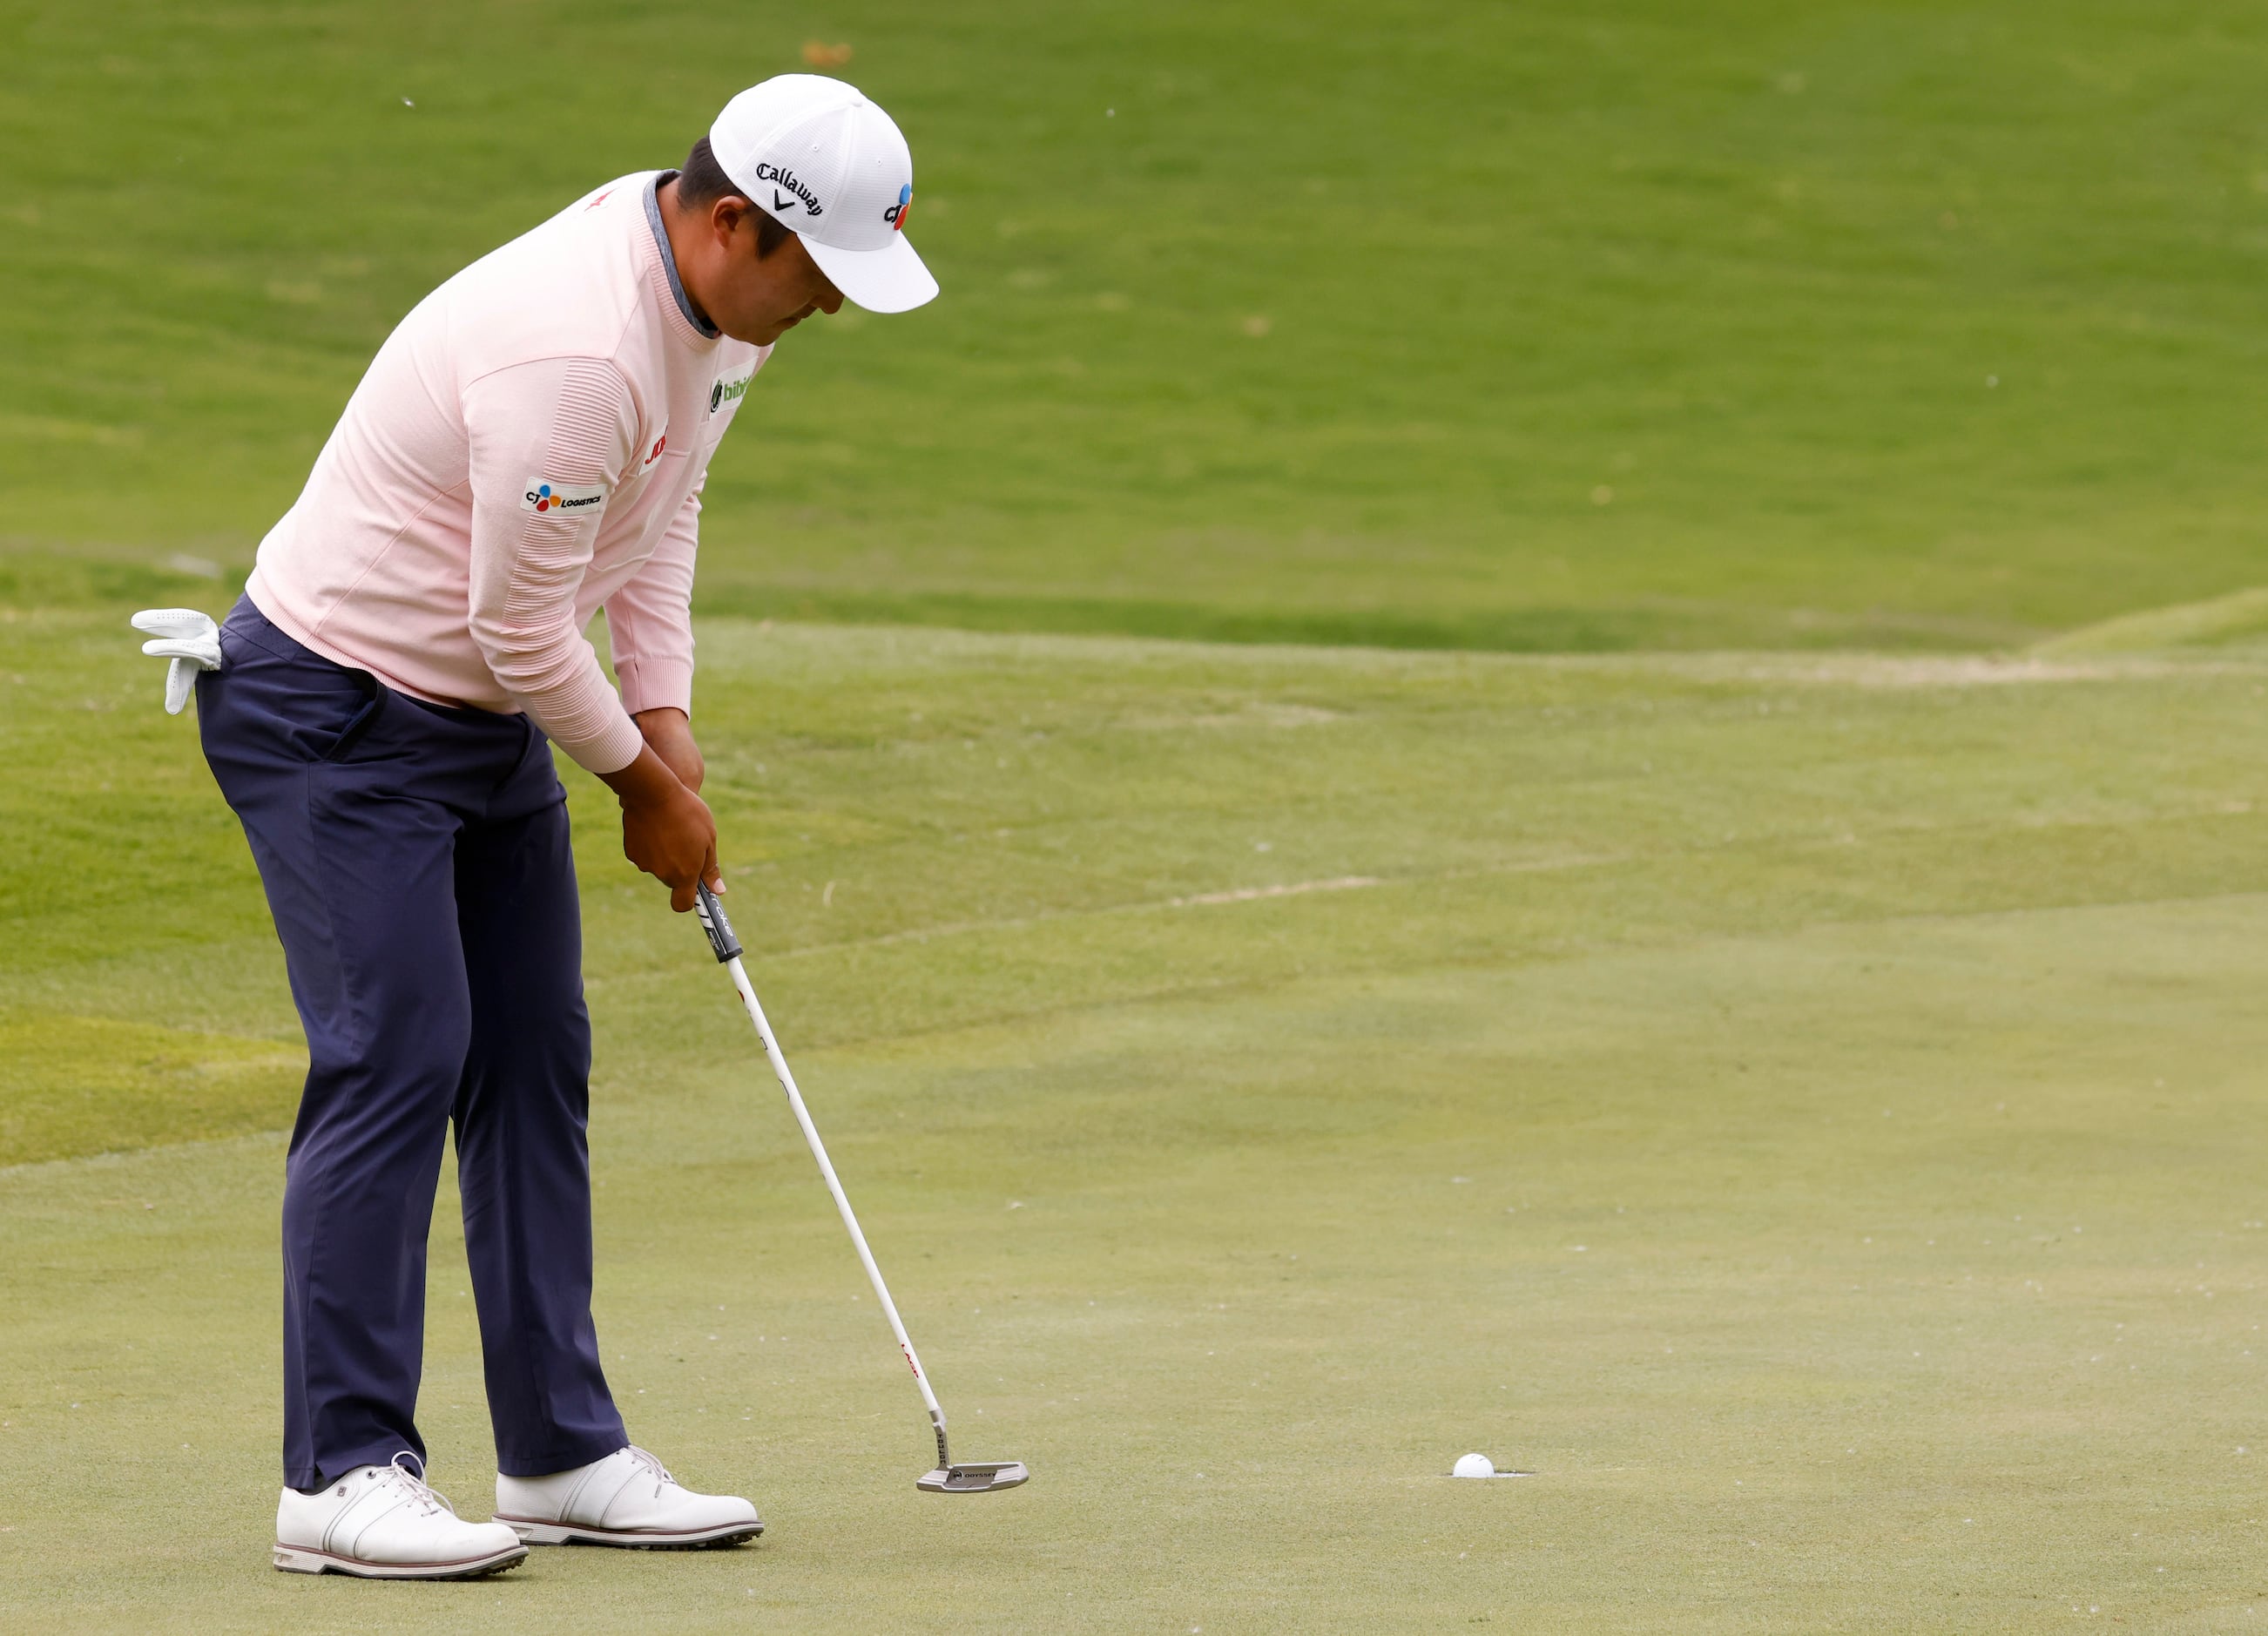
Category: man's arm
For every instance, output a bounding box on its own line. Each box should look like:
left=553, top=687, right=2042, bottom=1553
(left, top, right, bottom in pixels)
left=604, top=468, right=712, bottom=905
left=463, top=357, right=716, bottom=907
left=604, top=472, right=701, bottom=738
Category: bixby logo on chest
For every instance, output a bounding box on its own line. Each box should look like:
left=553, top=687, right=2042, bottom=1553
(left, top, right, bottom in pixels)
left=709, top=367, right=755, bottom=414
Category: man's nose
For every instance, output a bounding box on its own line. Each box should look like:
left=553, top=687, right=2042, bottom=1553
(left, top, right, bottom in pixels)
left=817, top=285, right=846, bottom=315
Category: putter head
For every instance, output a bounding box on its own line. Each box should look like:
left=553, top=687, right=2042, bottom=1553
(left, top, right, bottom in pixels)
left=917, top=1460, right=1029, bottom=1494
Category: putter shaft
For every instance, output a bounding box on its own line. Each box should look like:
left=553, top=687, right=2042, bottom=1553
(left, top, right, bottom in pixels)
left=695, top=882, right=1028, bottom=1492
left=696, top=885, right=951, bottom=1448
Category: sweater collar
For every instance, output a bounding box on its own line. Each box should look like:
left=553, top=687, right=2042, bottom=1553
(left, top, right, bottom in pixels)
left=644, top=172, right=720, bottom=341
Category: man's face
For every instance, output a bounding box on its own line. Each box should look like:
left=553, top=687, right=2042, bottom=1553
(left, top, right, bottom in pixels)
left=703, top=203, right=845, bottom=346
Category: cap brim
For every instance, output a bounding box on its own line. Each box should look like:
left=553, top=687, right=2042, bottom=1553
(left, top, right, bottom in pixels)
left=802, top=231, right=938, bottom=314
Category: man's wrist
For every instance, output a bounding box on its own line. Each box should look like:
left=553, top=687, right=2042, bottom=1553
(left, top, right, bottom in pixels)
left=597, top=743, right=684, bottom=808
left=631, top=706, right=703, bottom=792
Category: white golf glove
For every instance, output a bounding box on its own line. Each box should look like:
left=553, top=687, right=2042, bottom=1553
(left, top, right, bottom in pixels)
left=130, top=608, right=223, bottom=715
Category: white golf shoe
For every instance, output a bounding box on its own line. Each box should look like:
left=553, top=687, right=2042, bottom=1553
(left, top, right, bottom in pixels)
left=494, top=1445, right=762, bottom=1549
left=274, top=1453, right=528, bottom=1579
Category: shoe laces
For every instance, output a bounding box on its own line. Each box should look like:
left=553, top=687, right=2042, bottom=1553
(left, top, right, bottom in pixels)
left=622, top=1445, right=678, bottom=1497
left=379, top=1450, right=459, bottom=1518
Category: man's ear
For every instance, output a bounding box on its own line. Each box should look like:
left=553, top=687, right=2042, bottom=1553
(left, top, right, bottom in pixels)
left=710, top=195, right=749, bottom=250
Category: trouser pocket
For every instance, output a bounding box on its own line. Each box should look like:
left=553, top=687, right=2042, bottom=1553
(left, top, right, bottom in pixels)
left=323, top=673, right=386, bottom=763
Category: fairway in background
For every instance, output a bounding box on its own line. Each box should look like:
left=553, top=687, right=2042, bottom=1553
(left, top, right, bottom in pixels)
left=7, top=0, right=2268, bottom=647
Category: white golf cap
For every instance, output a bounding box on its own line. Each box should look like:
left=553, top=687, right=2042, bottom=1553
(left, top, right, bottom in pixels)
left=708, top=74, right=937, bottom=314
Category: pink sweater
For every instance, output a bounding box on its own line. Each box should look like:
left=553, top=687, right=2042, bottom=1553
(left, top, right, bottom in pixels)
left=245, top=172, right=769, bottom=774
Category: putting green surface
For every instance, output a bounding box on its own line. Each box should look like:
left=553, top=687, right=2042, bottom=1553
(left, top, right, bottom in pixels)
left=4, top=612, right=2265, bottom=1631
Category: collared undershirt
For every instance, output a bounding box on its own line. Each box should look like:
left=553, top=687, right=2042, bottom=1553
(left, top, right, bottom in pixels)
left=644, top=171, right=719, bottom=340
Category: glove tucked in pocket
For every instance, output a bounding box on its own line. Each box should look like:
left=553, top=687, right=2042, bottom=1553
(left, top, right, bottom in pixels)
left=130, top=608, right=223, bottom=714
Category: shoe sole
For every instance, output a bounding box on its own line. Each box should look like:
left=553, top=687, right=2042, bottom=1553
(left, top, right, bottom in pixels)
left=273, top=1541, right=529, bottom=1579
left=496, top=1515, right=764, bottom=1550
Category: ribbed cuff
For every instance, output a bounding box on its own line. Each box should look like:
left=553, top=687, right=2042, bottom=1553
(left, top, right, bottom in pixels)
left=614, top=653, right=694, bottom=720
left=554, top=705, right=646, bottom=776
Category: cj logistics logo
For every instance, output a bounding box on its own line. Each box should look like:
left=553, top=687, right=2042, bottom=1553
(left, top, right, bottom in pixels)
left=520, top=478, right=608, bottom=517
left=884, top=184, right=913, bottom=231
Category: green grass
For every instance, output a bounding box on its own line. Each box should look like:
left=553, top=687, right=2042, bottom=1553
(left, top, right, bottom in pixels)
left=7, top=0, right=2268, bottom=647
left=5, top=606, right=2267, bottom=1630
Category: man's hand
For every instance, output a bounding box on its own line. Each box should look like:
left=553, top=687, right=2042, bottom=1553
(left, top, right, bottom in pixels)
left=633, top=706, right=705, bottom=793
left=598, top=738, right=719, bottom=913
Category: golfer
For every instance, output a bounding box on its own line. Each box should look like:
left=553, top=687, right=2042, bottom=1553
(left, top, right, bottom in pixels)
left=186, top=76, right=935, bottom=1579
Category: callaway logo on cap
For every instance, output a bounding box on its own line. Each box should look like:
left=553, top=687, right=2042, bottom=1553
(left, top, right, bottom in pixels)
left=708, top=74, right=938, bottom=314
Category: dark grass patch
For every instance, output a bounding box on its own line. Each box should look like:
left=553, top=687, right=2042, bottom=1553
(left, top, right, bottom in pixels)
left=692, top=581, right=2028, bottom=655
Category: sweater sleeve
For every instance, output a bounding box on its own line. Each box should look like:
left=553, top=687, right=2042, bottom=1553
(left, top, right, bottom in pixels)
left=603, top=466, right=702, bottom=719
left=461, top=356, right=647, bottom=774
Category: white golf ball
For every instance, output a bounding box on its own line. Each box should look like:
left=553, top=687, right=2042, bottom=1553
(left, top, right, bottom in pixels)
left=1453, top=1452, right=1495, bottom=1479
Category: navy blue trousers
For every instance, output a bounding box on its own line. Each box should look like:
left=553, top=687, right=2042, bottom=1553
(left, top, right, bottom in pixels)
left=199, top=598, right=627, bottom=1489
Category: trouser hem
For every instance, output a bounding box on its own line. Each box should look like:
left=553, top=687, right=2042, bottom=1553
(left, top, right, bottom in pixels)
left=496, top=1432, right=631, bottom=1480
left=287, top=1436, right=432, bottom=1493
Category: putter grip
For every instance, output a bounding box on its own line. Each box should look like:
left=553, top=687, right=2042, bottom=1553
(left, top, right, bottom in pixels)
left=694, top=880, right=742, bottom=963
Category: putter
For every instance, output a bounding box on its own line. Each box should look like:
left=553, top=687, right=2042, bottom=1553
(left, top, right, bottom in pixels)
left=693, top=880, right=1029, bottom=1496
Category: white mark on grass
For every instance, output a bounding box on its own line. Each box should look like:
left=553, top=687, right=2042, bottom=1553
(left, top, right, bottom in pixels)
left=822, top=880, right=835, bottom=907
left=1172, top=876, right=1379, bottom=908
